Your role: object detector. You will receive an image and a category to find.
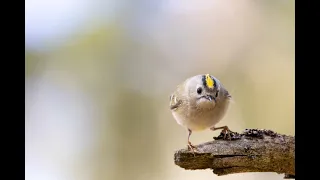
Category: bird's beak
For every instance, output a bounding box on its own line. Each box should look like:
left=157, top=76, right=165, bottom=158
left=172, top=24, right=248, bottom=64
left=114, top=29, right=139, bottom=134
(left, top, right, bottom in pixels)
left=205, top=95, right=216, bottom=102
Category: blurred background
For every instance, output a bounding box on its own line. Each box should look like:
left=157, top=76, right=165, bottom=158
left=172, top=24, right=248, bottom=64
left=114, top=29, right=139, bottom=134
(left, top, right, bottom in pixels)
left=25, top=0, right=294, bottom=180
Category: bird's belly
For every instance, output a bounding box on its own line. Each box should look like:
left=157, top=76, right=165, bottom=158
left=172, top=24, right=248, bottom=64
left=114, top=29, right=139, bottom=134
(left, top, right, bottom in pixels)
left=172, top=110, right=221, bottom=131
left=189, top=111, right=220, bottom=131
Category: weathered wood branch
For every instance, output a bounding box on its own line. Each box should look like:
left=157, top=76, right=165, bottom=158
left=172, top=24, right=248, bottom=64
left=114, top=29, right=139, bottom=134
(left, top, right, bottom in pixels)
left=174, top=129, right=295, bottom=179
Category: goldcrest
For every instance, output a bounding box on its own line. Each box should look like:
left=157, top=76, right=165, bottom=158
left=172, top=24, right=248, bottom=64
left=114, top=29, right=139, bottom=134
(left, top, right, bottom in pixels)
left=169, top=74, right=232, bottom=153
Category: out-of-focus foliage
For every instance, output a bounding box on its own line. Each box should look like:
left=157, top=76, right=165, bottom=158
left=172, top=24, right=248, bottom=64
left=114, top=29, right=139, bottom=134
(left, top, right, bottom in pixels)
left=25, top=1, right=294, bottom=180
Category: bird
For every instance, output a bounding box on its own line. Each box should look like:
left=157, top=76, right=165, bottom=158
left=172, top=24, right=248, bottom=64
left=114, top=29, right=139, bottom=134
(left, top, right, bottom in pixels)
left=169, top=74, right=233, bottom=154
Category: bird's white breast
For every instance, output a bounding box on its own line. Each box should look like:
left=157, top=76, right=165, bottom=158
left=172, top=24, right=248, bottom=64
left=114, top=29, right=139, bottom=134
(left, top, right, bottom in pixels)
left=172, top=100, right=230, bottom=131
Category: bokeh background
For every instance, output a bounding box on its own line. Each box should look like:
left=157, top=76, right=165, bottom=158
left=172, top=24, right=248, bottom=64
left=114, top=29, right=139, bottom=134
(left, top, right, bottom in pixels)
left=25, top=0, right=294, bottom=180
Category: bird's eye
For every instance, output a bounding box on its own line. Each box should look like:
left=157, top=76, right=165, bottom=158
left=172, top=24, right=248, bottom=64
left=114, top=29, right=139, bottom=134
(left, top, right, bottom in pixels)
left=215, top=90, right=219, bottom=98
left=197, top=87, right=202, bottom=94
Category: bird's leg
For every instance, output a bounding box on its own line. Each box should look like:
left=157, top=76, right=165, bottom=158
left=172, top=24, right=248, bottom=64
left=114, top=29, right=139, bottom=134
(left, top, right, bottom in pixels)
left=210, top=126, right=233, bottom=140
left=187, top=129, right=197, bottom=155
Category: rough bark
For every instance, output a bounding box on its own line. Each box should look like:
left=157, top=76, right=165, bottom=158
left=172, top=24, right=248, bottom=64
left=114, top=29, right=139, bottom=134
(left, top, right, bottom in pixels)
left=174, top=129, right=295, bottom=179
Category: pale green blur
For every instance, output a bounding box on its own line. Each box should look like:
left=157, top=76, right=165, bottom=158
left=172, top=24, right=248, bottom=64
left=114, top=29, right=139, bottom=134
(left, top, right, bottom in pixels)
left=25, top=1, right=294, bottom=180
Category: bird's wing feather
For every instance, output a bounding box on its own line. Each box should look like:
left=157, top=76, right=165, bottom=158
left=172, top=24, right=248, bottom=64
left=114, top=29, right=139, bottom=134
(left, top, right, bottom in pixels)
left=169, top=83, right=186, bottom=110
left=169, top=93, right=182, bottom=110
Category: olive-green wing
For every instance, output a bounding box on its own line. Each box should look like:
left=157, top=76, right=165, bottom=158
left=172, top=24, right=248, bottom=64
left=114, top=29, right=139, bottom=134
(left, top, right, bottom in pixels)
left=169, top=93, right=182, bottom=110
left=169, top=83, right=186, bottom=110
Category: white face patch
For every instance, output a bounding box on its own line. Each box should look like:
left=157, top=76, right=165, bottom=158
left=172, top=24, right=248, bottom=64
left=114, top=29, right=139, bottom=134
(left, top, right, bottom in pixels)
left=197, top=97, right=216, bottom=109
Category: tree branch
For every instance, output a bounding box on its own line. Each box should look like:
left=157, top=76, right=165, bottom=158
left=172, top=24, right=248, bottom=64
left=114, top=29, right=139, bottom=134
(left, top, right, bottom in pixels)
left=174, top=129, right=295, bottom=179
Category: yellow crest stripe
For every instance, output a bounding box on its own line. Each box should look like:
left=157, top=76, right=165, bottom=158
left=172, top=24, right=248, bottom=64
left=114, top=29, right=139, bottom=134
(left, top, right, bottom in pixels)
left=205, top=74, right=214, bottom=88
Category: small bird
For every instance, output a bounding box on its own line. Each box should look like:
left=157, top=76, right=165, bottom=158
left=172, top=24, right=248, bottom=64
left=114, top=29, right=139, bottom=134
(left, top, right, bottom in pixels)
left=169, top=74, right=232, bottom=153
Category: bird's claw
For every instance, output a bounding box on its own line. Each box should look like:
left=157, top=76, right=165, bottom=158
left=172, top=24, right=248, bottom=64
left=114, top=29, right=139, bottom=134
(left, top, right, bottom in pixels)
left=222, top=128, right=233, bottom=140
left=187, top=142, right=198, bottom=156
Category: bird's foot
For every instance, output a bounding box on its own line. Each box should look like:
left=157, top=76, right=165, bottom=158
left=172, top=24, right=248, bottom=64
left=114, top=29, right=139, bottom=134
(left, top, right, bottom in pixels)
left=211, top=126, right=234, bottom=140
left=222, top=127, right=233, bottom=140
left=187, top=141, right=198, bottom=156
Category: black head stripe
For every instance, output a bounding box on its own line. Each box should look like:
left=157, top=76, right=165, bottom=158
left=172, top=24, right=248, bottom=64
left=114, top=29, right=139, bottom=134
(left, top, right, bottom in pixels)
left=202, top=74, right=216, bottom=89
